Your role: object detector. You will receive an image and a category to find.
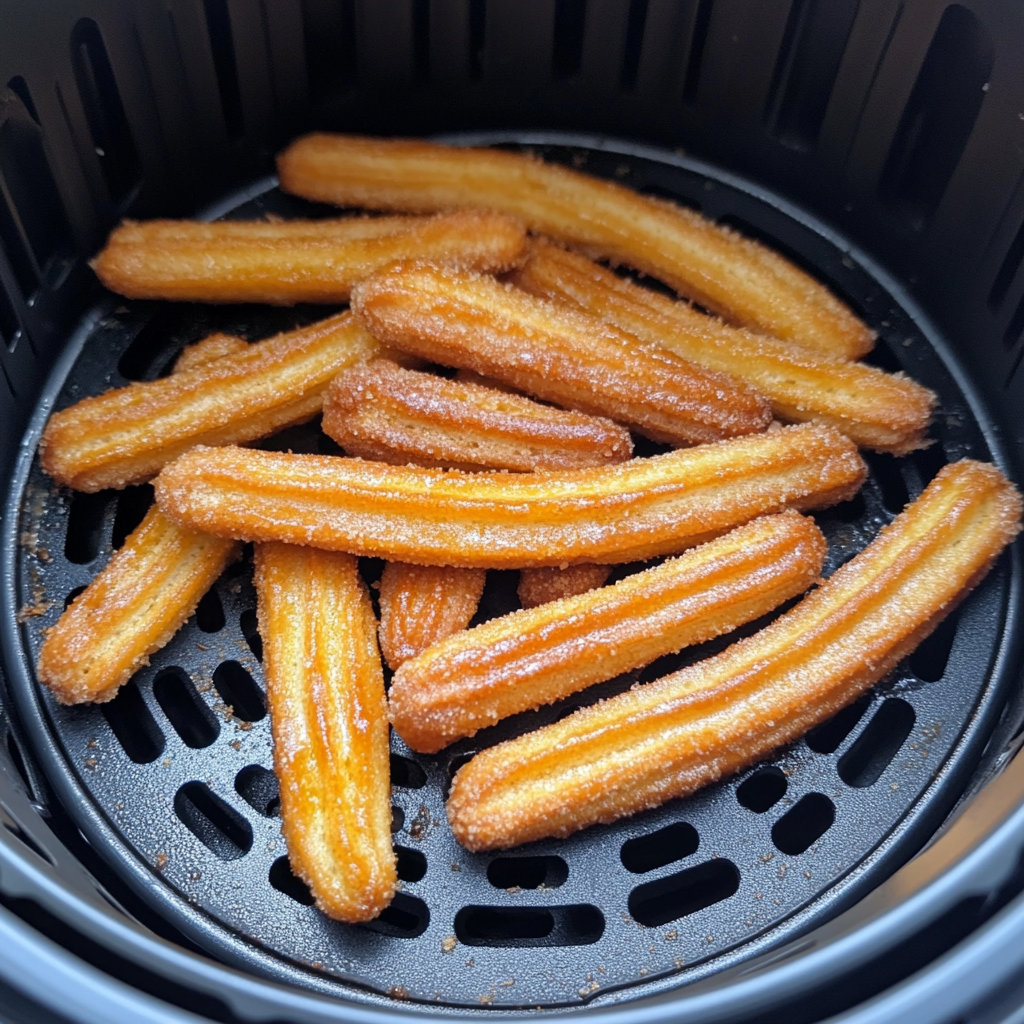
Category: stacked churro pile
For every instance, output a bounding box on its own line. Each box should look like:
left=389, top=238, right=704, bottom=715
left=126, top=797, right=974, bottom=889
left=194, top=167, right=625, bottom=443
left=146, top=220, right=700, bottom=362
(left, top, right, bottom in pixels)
left=36, top=135, right=1020, bottom=925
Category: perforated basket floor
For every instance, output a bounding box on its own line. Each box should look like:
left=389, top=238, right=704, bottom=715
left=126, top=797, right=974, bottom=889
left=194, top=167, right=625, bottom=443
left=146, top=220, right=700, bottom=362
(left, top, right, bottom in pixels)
left=5, top=136, right=1018, bottom=1010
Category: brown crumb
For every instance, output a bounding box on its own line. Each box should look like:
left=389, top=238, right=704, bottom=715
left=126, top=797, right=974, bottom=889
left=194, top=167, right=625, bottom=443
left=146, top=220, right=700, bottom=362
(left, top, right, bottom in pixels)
left=664, top=928, right=678, bottom=941
left=478, top=993, right=495, bottom=1005
left=506, top=886, right=522, bottom=895
left=229, top=740, right=241, bottom=750
left=451, top=863, right=461, bottom=872
left=442, top=936, right=457, bottom=954
left=154, top=852, right=168, bottom=872
left=189, top=870, right=201, bottom=881
left=238, top=721, right=253, bottom=731
left=465, top=958, right=475, bottom=968
left=84, top=757, right=98, bottom=770
left=388, top=986, right=410, bottom=1000
left=196, top=642, right=209, bottom=651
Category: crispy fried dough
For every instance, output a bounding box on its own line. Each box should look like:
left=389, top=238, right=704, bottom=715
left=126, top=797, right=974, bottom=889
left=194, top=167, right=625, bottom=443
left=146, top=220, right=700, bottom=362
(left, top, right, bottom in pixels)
left=351, top=262, right=772, bottom=446
left=41, top=311, right=379, bottom=492
left=391, top=512, right=826, bottom=753
left=255, top=542, right=395, bottom=922
left=518, top=564, right=612, bottom=609
left=513, top=240, right=934, bottom=455
left=323, top=359, right=633, bottom=471
left=277, top=134, right=872, bottom=358
left=172, top=332, right=248, bottom=373
left=378, top=562, right=487, bottom=670
left=153, top=423, right=866, bottom=568
left=36, top=507, right=240, bottom=704
left=92, top=210, right=525, bottom=304
left=447, top=460, right=1021, bottom=850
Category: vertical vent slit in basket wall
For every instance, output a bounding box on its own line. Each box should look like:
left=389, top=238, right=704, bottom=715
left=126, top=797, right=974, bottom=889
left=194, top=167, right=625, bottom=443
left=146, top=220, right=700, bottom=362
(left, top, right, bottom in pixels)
left=1003, top=292, right=1024, bottom=352
left=70, top=19, right=142, bottom=206
left=879, top=4, right=993, bottom=233
left=764, top=0, right=859, bottom=151
left=302, top=0, right=358, bottom=105
left=682, top=0, right=715, bottom=104
left=552, top=0, right=587, bottom=81
left=989, top=216, right=1024, bottom=311
left=620, top=0, right=649, bottom=91
left=0, top=278, right=20, bottom=352
left=203, top=0, right=244, bottom=139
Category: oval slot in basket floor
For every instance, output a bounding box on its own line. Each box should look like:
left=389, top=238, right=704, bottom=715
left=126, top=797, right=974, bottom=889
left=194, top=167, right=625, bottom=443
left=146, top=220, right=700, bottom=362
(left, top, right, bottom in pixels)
left=628, top=859, right=740, bottom=927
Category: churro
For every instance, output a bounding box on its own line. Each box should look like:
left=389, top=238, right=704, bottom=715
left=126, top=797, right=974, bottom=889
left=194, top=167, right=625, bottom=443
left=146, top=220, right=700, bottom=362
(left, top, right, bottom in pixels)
left=391, top=512, right=826, bottom=753
left=92, top=210, right=526, bottom=304
left=322, top=359, right=633, bottom=471
left=153, top=423, right=866, bottom=568
left=518, top=564, right=612, bottom=609
left=172, top=332, right=248, bottom=373
left=447, top=460, right=1021, bottom=850
left=378, top=562, right=487, bottom=670
left=278, top=134, right=873, bottom=358
left=255, top=542, right=395, bottom=922
left=36, top=507, right=240, bottom=704
left=351, top=262, right=772, bottom=446
left=41, top=311, right=379, bottom=492
left=513, top=240, right=934, bottom=455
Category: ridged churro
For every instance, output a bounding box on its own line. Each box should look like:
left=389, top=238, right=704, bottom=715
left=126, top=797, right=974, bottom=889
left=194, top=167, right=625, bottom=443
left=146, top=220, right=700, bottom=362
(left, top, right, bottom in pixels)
left=322, top=360, right=633, bottom=471
left=37, top=507, right=240, bottom=704
left=255, top=542, right=395, bottom=922
left=513, top=240, right=934, bottom=455
left=278, top=134, right=873, bottom=358
left=518, top=564, right=612, bottom=609
left=392, top=512, right=826, bottom=753
left=351, top=262, right=772, bottom=446
left=153, top=423, right=866, bottom=568
left=447, top=460, right=1021, bottom=850
left=172, top=332, right=248, bottom=373
left=92, top=210, right=526, bottom=304
left=41, top=311, right=379, bottom=492
left=378, top=562, right=487, bottom=670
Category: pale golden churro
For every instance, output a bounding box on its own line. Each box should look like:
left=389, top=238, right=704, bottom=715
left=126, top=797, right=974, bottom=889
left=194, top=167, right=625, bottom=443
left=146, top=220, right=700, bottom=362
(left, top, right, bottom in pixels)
left=41, top=311, right=379, bottom=492
left=255, top=542, right=395, bottom=922
left=92, top=210, right=526, bottom=304
left=391, top=512, right=825, bottom=754
left=378, top=562, right=487, bottom=670
left=322, top=359, right=633, bottom=471
left=447, top=460, right=1021, bottom=850
left=351, top=262, right=772, bottom=446
left=518, top=564, right=612, bottom=609
left=153, top=423, right=865, bottom=568
left=172, top=332, right=248, bottom=373
left=278, top=134, right=873, bottom=359
left=513, top=240, right=934, bottom=455
left=36, top=508, right=240, bottom=704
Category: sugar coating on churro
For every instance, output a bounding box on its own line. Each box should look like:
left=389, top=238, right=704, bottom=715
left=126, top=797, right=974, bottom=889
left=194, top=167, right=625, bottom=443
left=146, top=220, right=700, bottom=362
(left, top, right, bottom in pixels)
left=172, top=333, right=249, bottom=373
left=518, top=564, right=612, bottom=609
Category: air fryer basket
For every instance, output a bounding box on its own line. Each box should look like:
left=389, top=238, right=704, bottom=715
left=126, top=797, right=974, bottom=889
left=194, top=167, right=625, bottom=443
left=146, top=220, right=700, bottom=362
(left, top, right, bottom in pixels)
left=4, top=2, right=1024, bottom=1022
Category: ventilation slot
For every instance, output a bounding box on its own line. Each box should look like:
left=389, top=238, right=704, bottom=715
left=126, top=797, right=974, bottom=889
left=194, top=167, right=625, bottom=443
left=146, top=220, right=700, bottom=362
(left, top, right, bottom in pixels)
left=70, top=19, right=141, bottom=206
left=682, top=0, right=715, bottom=104
left=443, top=751, right=475, bottom=797
left=1004, top=294, right=1024, bottom=352
left=620, top=822, right=698, bottom=873
left=736, top=767, right=788, bottom=813
left=0, top=278, right=18, bottom=351
left=838, top=699, right=915, bottom=788
left=64, top=490, right=113, bottom=564
left=772, top=793, right=835, bottom=854
left=174, top=781, right=252, bottom=859
left=552, top=0, right=587, bottom=80
left=391, top=753, right=427, bottom=789
left=910, top=612, right=959, bottom=683
left=302, top=0, right=358, bottom=104
left=391, top=805, right=405, bottom=832
left=117, top=313, right=190, bottom=381
left=806, top=695, right=871, bottom=754
left=7, top=77, right=39, bottom=124
left=364, top=893, right=430, bottom=938
left=269, top=855, right=314, bottom=905
left=110, top=484, right=153, bottom=549
left=814, top=490, right=866, bottom=526
left=880, top=4, right=993, bottom=232
left=212, top=661, right=265, bottom=722
left=153, top=668, right=219, bottom=749
left=101, top=680, right=165, bottom=764
left=203, top=0, right=244, bottom=139
left=195, top=587, right=225, bottom=633
left=912, top=442, right=948, bottom=490
left=990, top=217, right=1024, bottom=311
left=395, top=845, right=427, bottom=883
left=865, top=451, right=909, bottom=514
left=455, top=904, right=603, bottom=947
left=468, top=0, right=486, bottom=80
left=764, top=0, right=859, bottom=151
left=628, top=858, right=739, bottom=927
left=239, top=609, right=262, bottom=661
left=63, top=585, right=86, bottom=609
left=488, top=855, right=568, bottom=889
left=620, top=0, right=648, bottom=91
left=235, top=764, right=279, bottom=817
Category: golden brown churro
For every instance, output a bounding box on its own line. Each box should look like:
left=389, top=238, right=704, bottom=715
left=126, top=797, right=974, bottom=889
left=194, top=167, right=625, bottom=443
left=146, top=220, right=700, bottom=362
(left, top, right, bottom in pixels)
left=513, top=240, right=934, bottom=455
left=518, top=564, right=612, bottom=609
left=172, top=332, right=249, bottom=373
left=447, top=461, right=1021, bottom=850
left=322, top=360, right=633, bottom=471
left=391, top=512, right=826, bottom=753
left=378, top=562, right=487, bottom=670
left=36, top=508, right=240, bottom=704
left=255, top=542, right=395, bottom=922
left=92, top=210, right=526, bottom=304
left=278, top=134, right=873, bottom=359
left=351, top=262, right=772, bottom=446
left=41, top=311, right=379, bottom=492
left=153, top=423, right=865, bottom=567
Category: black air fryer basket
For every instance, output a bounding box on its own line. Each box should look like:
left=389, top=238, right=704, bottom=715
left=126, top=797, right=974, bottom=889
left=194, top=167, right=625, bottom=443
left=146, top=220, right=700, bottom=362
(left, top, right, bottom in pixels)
left=5, top=2, right=1024, bottom=1021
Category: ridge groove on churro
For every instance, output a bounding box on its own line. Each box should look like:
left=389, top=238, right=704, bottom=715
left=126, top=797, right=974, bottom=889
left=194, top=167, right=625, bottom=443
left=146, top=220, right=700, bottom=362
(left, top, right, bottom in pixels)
left=513, top=240, right=934, bottom=455
left=351, top=261, right=773, bottom=446
left=390, top=512, right=826, bottom=753
left=92, top=209, right=526, bottom=304
left=152, top=423, right=866, bottom=568
left=277, top=134, right=873, bottom=358
left=255, top=542, right=395, bottom=922
left=446, top=460, right=1021, bottom=850
left=37, top=507, right=240, bottom=704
